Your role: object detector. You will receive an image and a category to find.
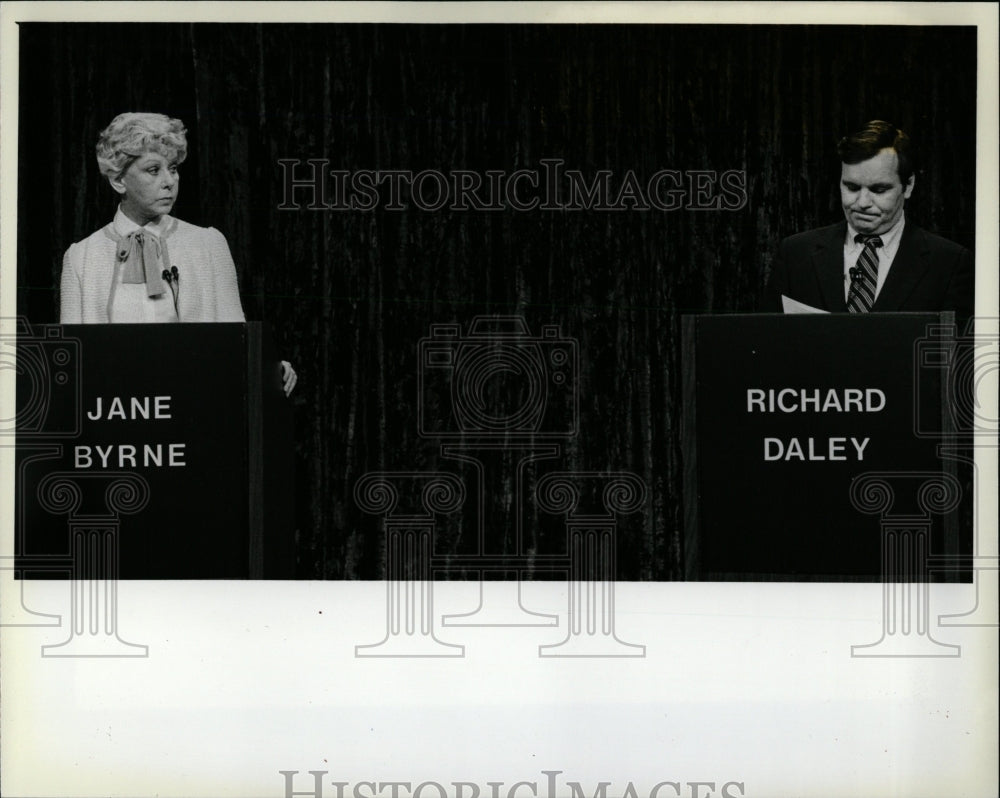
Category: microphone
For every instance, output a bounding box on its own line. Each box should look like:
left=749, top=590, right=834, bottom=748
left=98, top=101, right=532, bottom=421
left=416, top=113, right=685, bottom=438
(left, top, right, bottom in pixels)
left=162, top=266, right=181, bottom=316
left=848, top=267, right=864, bottom=284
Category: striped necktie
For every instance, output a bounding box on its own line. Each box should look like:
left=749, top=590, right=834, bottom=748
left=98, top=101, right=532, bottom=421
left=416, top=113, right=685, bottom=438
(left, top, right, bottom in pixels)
left=847, top=234, right=883, bottom=313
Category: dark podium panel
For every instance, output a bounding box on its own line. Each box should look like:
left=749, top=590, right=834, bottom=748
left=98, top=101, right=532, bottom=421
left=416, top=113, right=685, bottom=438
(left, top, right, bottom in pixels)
left=682, top=313, right=968, bottom=581
left=15, top=322, right=294, bottom=579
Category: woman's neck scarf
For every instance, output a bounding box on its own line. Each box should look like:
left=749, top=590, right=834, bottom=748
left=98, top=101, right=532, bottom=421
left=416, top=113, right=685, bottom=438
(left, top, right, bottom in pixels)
left=113, top=228, right=170, bottom=298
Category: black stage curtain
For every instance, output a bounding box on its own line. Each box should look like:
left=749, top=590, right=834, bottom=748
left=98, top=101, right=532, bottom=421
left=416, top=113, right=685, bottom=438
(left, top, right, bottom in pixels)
left=17, top=24, right=977, bottom=579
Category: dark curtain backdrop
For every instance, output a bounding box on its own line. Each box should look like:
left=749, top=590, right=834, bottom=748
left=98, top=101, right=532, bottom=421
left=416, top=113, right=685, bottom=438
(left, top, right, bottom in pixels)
left=17, top=24, right=977, bottom=579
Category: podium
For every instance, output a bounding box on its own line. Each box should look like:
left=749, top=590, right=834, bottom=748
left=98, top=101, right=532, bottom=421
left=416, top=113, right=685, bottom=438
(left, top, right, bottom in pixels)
left=682, top=313, right=970, bottom=582
left=14, top=322, right=294, bottom=580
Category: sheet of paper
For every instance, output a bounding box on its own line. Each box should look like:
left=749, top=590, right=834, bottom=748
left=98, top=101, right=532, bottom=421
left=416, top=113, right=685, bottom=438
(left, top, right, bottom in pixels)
left=782, top=295, right=830, bottom=314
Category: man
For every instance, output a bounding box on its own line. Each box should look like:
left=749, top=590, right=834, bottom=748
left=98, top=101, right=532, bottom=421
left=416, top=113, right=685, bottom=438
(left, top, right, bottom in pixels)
left=764, top=120, right=974, bottom=320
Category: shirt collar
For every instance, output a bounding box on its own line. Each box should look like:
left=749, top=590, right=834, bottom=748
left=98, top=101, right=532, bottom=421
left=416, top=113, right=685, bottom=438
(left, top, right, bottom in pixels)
left=846, top=211, right=905, bottom=250
left=113, top=205, right=173, bottom=239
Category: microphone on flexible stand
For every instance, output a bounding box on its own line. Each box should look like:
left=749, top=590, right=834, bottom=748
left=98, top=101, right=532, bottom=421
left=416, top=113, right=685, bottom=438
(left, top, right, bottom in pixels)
left=162, top=266, right=181, bottom=317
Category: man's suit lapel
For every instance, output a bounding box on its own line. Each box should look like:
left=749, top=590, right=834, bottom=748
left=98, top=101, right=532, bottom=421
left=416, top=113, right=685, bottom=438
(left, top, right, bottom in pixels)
left=872, top=223, right=928, bottom=311
left=811, top=222, right=847, bottom=312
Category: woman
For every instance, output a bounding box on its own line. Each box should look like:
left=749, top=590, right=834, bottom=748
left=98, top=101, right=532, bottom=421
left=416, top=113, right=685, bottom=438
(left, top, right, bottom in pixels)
left=60, top=111, right=296, bottom=395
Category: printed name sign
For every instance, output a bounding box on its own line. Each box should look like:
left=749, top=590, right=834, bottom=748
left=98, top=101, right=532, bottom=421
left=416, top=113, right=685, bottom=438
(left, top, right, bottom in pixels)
left=682, top=313, right=967, bottom=581
left=14, top=323, right=293, bottom=579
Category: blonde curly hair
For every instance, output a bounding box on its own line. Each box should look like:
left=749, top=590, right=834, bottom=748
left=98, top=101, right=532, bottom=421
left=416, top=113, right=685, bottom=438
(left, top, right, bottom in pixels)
left=96, top=112, right=188, bottom=180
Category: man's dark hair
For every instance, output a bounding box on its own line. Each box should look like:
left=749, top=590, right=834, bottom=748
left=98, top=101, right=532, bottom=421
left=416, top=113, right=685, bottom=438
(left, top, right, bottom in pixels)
left=837, top=120, right=914, bottom=186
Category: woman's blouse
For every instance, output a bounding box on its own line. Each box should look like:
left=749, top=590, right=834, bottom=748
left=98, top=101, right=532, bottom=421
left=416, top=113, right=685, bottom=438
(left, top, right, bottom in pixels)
left=60, top=207, right=246, bottom=324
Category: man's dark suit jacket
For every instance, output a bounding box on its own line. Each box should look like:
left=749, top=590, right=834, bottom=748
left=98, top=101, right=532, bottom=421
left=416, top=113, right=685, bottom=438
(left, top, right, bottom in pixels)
left=764, top=221, right=974, bottom=321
